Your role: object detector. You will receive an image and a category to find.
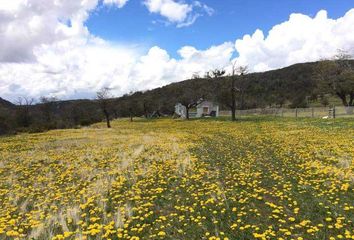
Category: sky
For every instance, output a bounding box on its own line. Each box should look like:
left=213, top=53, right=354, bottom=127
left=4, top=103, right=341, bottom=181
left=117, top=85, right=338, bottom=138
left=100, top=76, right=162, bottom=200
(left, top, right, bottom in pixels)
left=0, top=0, right=354, bottom=102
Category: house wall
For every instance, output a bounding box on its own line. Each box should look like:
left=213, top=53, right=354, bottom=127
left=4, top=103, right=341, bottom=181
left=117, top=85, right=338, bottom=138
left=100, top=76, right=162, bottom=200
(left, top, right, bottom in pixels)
left=176, top=101, right=219, bottom=119
left=175, top=104, right=187, bottom=118
left=196, top=101, right=219, bottom=117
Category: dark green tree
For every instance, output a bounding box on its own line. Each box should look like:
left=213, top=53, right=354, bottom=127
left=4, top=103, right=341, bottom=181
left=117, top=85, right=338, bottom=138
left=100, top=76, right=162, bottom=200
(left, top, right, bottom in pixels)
left=316, top=51, right=354, bottom=109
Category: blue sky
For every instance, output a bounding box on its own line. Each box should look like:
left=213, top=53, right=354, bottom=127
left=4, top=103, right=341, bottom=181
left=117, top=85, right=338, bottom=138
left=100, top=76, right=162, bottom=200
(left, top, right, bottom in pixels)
left=87, top=0, right=354, bottom=58
left=0, top=0, right=354, bottom=101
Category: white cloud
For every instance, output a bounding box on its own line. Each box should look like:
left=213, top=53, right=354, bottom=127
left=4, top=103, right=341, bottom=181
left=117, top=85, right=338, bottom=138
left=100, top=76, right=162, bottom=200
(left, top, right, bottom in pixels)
left=0, top=0, right=225, bottom=101
left=193, top=1, right=214, bottom=16
left=235, top=9, right=354, bottom=72
left=0, top=0, right=128, bottom=62
left=1, top=2, right=354, bottom=102
left=130, top=42, right=234, bottom=89
left=0, top=0, right=97, bottom=62
left=144, top=0, right=191, bottom=22
left=143, top=0, right=214, bottom=27
left=0, top=40, right=234, bottom=101
left=103, top=0, right=129, bottom=8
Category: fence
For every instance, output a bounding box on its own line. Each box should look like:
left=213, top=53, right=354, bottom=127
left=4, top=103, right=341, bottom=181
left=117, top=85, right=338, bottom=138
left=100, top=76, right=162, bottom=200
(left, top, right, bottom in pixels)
left=219, top=106, right=354, bottom=118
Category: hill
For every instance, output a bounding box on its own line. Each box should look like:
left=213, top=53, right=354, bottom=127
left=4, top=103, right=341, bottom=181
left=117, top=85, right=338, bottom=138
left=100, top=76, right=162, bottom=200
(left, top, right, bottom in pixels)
left=0, top=97, right=15, bottom=109
left=111, top=60, right=353, bottom=113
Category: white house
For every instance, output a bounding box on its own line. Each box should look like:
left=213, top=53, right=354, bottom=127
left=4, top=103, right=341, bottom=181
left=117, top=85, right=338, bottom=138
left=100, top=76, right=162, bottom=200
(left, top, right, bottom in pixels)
left=175, top=100, right=219, bottom=119
left=175, top=103, right=187, bottom=118
left=196, top=100, right=219, bottom=118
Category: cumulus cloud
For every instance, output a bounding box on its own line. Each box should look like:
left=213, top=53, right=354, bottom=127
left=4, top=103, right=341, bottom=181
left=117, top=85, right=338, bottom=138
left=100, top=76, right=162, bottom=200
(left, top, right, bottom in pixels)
left=0, top=0, right=96, bottom=62
left=0, top=0, right=129, bottom=62
left=235, top=9, right=354, bottom=72
left=1, top=2, right=354, bottom=102
left=0, top=38, right=139, bottom=99
left=130, top=42, right=234, bottom=89
left=0, top=40, right=234, bottom=101
left=143, top=0, right=214, bottom=27
left=0, top=0, right=225, bottom=101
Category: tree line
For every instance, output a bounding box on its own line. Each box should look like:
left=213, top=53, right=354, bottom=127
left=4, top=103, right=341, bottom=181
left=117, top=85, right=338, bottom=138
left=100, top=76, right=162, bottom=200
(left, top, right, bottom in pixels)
left=0, top=55, right=353, bottom=133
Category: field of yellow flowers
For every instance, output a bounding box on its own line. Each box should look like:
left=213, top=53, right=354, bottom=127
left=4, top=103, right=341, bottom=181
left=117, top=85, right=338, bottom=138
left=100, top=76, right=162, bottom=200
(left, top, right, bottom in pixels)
left=0, top=117, right=353, bottom=240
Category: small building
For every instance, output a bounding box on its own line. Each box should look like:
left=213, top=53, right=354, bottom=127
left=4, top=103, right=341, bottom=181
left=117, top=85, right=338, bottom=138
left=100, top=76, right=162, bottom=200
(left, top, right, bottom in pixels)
left=175, top=103, right=187, bottom=118
left=196, top=100, right=219, bottom=118
left=175, top=100, right=219, bottom=119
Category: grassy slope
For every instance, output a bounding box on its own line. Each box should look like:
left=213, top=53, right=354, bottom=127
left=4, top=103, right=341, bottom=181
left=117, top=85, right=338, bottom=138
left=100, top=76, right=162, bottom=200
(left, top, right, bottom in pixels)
left=0, top=118, right=353, bottom=239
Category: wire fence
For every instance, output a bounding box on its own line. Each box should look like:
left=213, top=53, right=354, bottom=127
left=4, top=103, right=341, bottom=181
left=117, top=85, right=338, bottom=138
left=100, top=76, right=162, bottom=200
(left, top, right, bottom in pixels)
left=219, top=106, right=354, bottom=118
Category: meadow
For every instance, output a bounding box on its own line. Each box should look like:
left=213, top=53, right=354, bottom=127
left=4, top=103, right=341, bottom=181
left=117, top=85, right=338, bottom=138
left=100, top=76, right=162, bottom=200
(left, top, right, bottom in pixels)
left=0, top=117, right=353, bottom=240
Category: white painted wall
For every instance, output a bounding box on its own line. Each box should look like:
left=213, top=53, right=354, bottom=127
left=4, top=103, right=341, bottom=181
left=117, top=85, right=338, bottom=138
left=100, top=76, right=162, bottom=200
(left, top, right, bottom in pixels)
left=196, top=101, right=219, bottom=117
left=175, top=103, right=187, bottom=118
left=175, top=101, right=219, bottom=118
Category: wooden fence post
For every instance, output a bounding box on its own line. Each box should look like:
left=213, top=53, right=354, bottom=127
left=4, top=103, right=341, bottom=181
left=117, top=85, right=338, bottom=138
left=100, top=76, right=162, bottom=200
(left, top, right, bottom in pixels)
left=295, top=108, right=298, bottom=118
left=333, top=106, right=336, bottom=119
left=312, top=107, right=314, bottom=118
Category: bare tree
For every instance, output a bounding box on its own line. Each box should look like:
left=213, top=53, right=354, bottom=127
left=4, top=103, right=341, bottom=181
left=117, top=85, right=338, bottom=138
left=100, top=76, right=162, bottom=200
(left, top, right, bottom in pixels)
left=17, top=96, right=34, bottom=106
left=16, top=97, right=34, bottom=127
left=236, top=65, right=249, bottom=110
left=39, top=96, right=58, bottom=123
left=129, top=107, right=134, bottom=122
left=334, top=49, right=353, bottom=60
left=230, top=62, right=248, bottom=121
left=140, top=94, right=152, bottom=119
left=96, top=87, right=113, bottom=128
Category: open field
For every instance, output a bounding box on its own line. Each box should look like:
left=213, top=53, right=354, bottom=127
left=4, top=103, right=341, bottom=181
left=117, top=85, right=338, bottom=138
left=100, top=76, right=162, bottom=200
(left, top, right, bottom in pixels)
left=0, top=117, right=353, bottom=240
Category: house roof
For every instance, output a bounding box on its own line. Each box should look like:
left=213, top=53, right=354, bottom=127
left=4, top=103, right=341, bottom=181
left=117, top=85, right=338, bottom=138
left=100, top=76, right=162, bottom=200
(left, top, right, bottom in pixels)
left=197, top=100, right=219, bottom=107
